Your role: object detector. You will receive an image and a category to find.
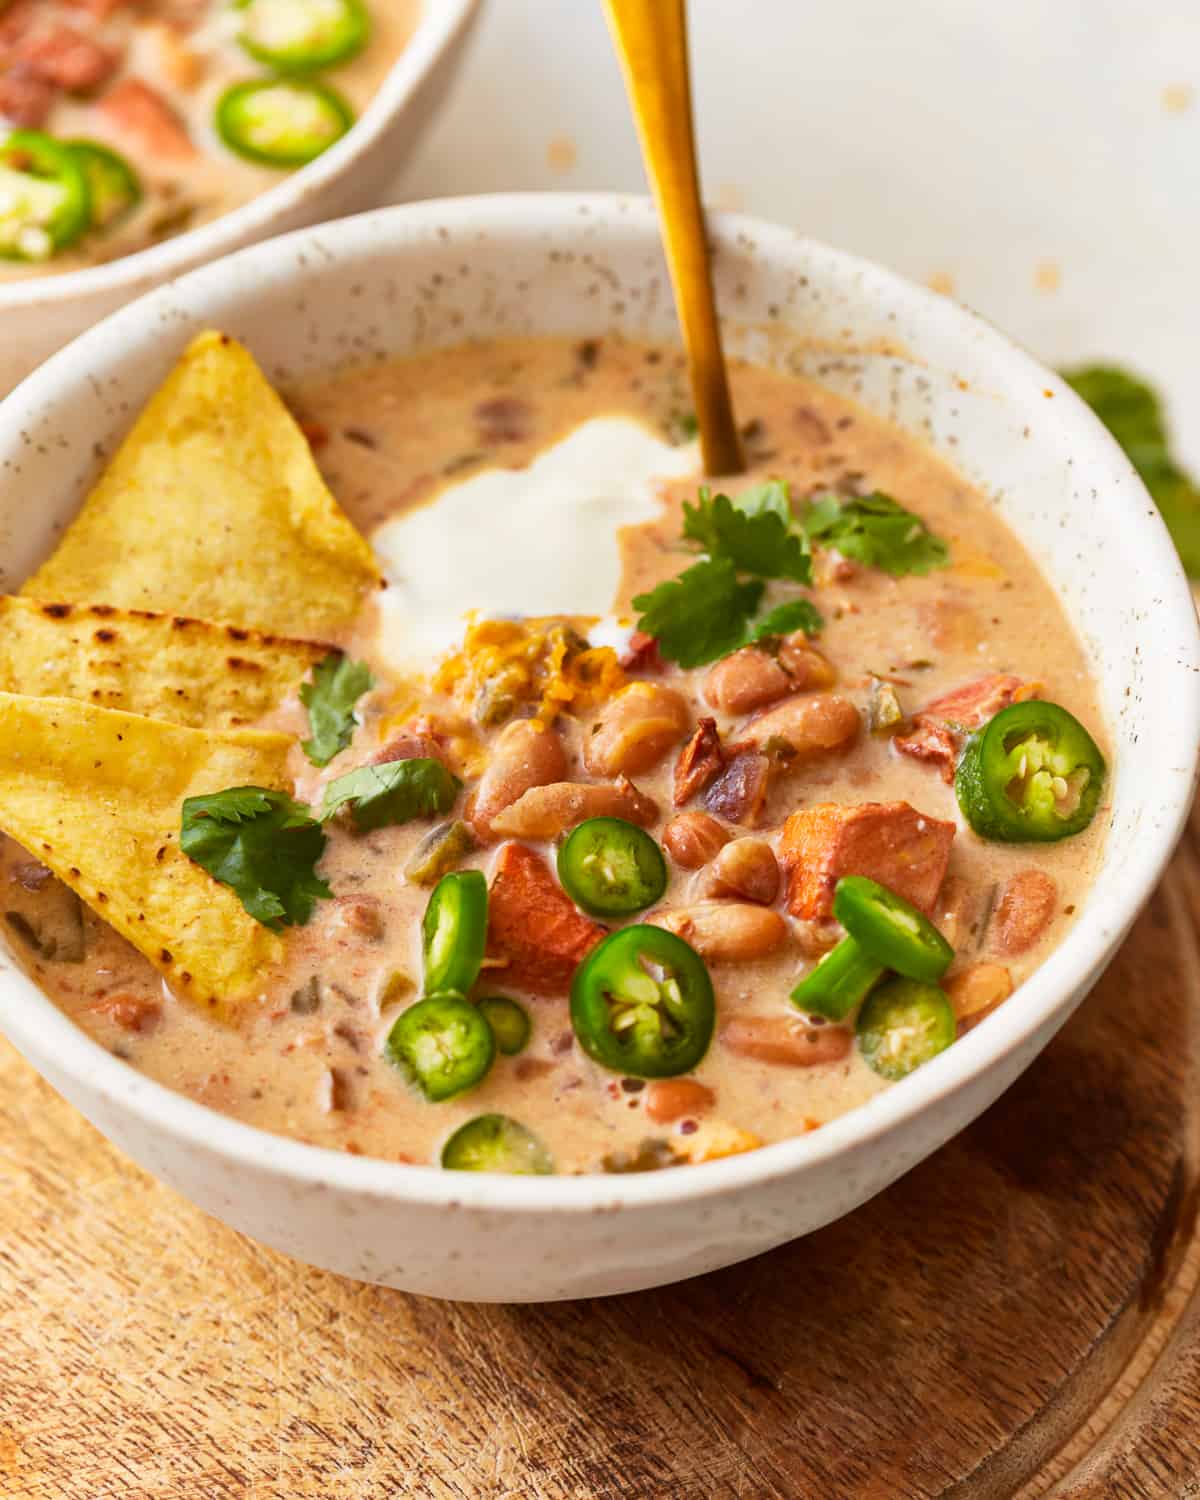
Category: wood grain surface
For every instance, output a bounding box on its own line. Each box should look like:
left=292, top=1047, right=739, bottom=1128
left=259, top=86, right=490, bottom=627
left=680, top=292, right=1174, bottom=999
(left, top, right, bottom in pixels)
left=3, top=820, right=1200, bottom=1500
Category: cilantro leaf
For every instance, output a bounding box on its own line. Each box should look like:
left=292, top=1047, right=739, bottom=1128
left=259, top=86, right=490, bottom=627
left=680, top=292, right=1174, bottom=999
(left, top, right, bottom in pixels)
left=682, top=485, right=812, bottom=583
left=1062, top=363, right=1200, bottom=577
left=181, top=787, right=331, bottom=929
left=749, top=599, right=824, bottom=642
left=633, top=558, right=764, bottom=669
left=321, top=758, right=462, bottom=831
left=729, top=479, right=793, bottom=524
left=300, top=654, right=374, bottom=767
left=802, top=491, right=949, bottom=576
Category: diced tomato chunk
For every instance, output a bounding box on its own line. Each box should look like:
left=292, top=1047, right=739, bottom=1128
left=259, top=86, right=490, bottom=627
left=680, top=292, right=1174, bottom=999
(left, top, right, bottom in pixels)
left=19, top=24, right=120, bottom=92
left=894, top=673, right=1025, bottom=782
left=89, top=993, right=162, bottom=1033
left=703, top=751, right=770, bottom=826
left=619, top=629, right=663, bottom=674
left=780, top=800, right=956, bottom=919
left=485, top=843, right=604, bottom=997
left=98, top=76, right=195, bottom=158
left=673, top=716, right=724, bottom=806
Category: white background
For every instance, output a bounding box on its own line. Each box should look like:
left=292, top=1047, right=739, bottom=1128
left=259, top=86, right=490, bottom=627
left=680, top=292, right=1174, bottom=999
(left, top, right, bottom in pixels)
left=393, top=0, right=1199, bottom=467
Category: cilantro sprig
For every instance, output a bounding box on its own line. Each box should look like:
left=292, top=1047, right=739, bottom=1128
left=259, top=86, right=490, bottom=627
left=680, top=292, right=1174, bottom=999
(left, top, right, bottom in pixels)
left=800, top=492, right=949, bottom=576
left=682, top=485, right=812, bottom=583
left=180, top=787, right=331, bottom=930
left=300, top=654, right=373, bottom=767
left=633, top=558, right=766, bottom=670
left=321, top=757, right=462, bottom=831
left=633, top=481, right=820, bottom=668
left=749, top=599, right=824, bottom=641
left=1062, top=364, right=1200, bottom=577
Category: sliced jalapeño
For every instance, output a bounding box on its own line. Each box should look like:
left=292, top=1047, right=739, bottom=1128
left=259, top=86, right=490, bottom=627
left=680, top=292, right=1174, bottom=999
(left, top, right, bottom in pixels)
left=570, top=925, right=714, bottom=1079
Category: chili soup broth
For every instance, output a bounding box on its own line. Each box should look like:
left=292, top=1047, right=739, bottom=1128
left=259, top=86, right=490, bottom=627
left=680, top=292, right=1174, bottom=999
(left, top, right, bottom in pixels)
left=1, top=336, right=1108, bottom=1174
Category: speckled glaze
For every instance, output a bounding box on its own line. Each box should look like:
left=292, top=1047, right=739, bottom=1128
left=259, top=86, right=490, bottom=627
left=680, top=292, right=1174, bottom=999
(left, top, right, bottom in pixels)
left=0, top=196, right=1196, bottom=1302
left=0, top=0, right=480, bottom=398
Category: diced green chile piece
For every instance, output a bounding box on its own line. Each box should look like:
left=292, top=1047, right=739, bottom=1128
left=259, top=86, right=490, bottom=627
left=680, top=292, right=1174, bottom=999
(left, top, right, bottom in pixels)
left=956, top=700, right=1105, bottom=842
left=405, top=819, right=476, bottom=887
left=557, top=817, right=668, bottom=918
left=385, top=995, right=494, bottom=1102
left=441, top=1113, right=553, bottom=1174
left=477, top=995, right=530, bottom=1056
left=790, top=934, right=884, bottom=1022
left=66, top=141, right=141, bottom=232
left=421, top=870, right=487, bottom=998
left=237, top=0, right=370, bottom=72
left=0, top=130, right=91, bottom=261
left=215, top=78, right=355, bottom=167
left=833, top=875, right=954, bottom=983
left=570, top=925, right=715, bottom=1079
left=857, top=977, right=956, bottom=1081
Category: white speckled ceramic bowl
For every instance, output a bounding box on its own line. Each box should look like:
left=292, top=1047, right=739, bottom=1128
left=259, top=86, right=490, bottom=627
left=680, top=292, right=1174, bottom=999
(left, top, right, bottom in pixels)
left=0, top=0, right=480, bottom=397
left=0, top=195, right=1196, bottom=1302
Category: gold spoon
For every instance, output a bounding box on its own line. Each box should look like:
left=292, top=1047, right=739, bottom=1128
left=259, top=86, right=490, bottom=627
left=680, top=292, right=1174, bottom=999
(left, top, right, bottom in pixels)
left=604, top=0, right=745, bottom=476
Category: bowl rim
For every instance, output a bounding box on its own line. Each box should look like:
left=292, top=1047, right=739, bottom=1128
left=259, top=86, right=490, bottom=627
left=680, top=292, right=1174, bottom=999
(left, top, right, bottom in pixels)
left=0, top=0, right=479, bottom=311
left=1, top=192, right=1197, bottom=1215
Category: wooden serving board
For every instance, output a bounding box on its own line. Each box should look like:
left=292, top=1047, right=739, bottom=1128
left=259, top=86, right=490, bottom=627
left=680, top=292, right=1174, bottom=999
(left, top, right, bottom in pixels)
left=3, top=817, right=1200, bottom=1499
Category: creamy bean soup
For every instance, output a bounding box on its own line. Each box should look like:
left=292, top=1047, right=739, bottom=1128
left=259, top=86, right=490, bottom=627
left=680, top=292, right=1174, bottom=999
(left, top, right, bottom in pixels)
left=0, top=333, right=1109, bottom=1175
left=0, top=0, right=418, bottom=277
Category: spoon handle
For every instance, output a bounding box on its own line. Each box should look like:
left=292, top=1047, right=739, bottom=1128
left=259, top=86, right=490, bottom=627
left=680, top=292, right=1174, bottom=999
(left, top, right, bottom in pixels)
left=604, top=0, right=744, bottom=475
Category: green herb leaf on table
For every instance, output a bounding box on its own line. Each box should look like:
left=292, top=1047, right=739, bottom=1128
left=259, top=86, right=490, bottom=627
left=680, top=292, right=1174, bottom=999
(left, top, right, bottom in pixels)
left=180, top=786, right=331, bottom=929
left=682, top=486, right=812, bottom=584
left=632, top=558, right=765, bottom=670
left=321, top=757, right=462, bottom=831
left=300, top=653, right=373, bottom=767
left=1061, top=364, right=1200, bottom=577
left=749, top=598, right=824, bottom=642
left=802, top=492, right=950, bottom=577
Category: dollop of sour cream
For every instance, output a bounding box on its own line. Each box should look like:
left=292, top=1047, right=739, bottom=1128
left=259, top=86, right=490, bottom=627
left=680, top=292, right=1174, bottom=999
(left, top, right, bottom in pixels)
left=371, top=416, right=697, bottom=671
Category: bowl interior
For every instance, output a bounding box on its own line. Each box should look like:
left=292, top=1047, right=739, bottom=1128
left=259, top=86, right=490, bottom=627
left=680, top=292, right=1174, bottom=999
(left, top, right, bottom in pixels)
left=0, top=194, right=1196, bottom=1210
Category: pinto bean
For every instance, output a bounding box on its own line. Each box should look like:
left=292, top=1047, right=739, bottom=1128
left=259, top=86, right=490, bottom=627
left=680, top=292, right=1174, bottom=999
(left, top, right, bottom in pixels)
left=993, top=870, right=1057, bottom=955
left=705, top=647, right=790, bottom=715
left=0, top=67, right=55, bottom=126
left=644, top=1078, right=716, bottom=1124
left=650, top=902, right=787, bottom=962
left=489, top=776, right=657, bottom=839
left=584, top=682, right=690, bottom=777
left=471, top=718, right=567, bottom=835
left=19, top=23, right=120, bottom=91
left=708, top=838, right=780, bottom=904
left=662, top=811, right=729, bottom=869
left=945, top=963, right=1013, bottom=1023
left=739, top=692, right=860, bottom=759
left=776, top=636, right=836, bottom=688
left=721, top=1014, right=852, bottom=1067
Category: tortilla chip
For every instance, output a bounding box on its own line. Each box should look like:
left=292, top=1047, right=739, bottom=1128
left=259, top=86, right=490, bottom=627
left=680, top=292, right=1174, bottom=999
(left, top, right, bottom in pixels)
left=0, top=692, right=292, bottom=1017
left=21, top=330, right=380, bottom=638
left=0, top=596, right=330, bottom=730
